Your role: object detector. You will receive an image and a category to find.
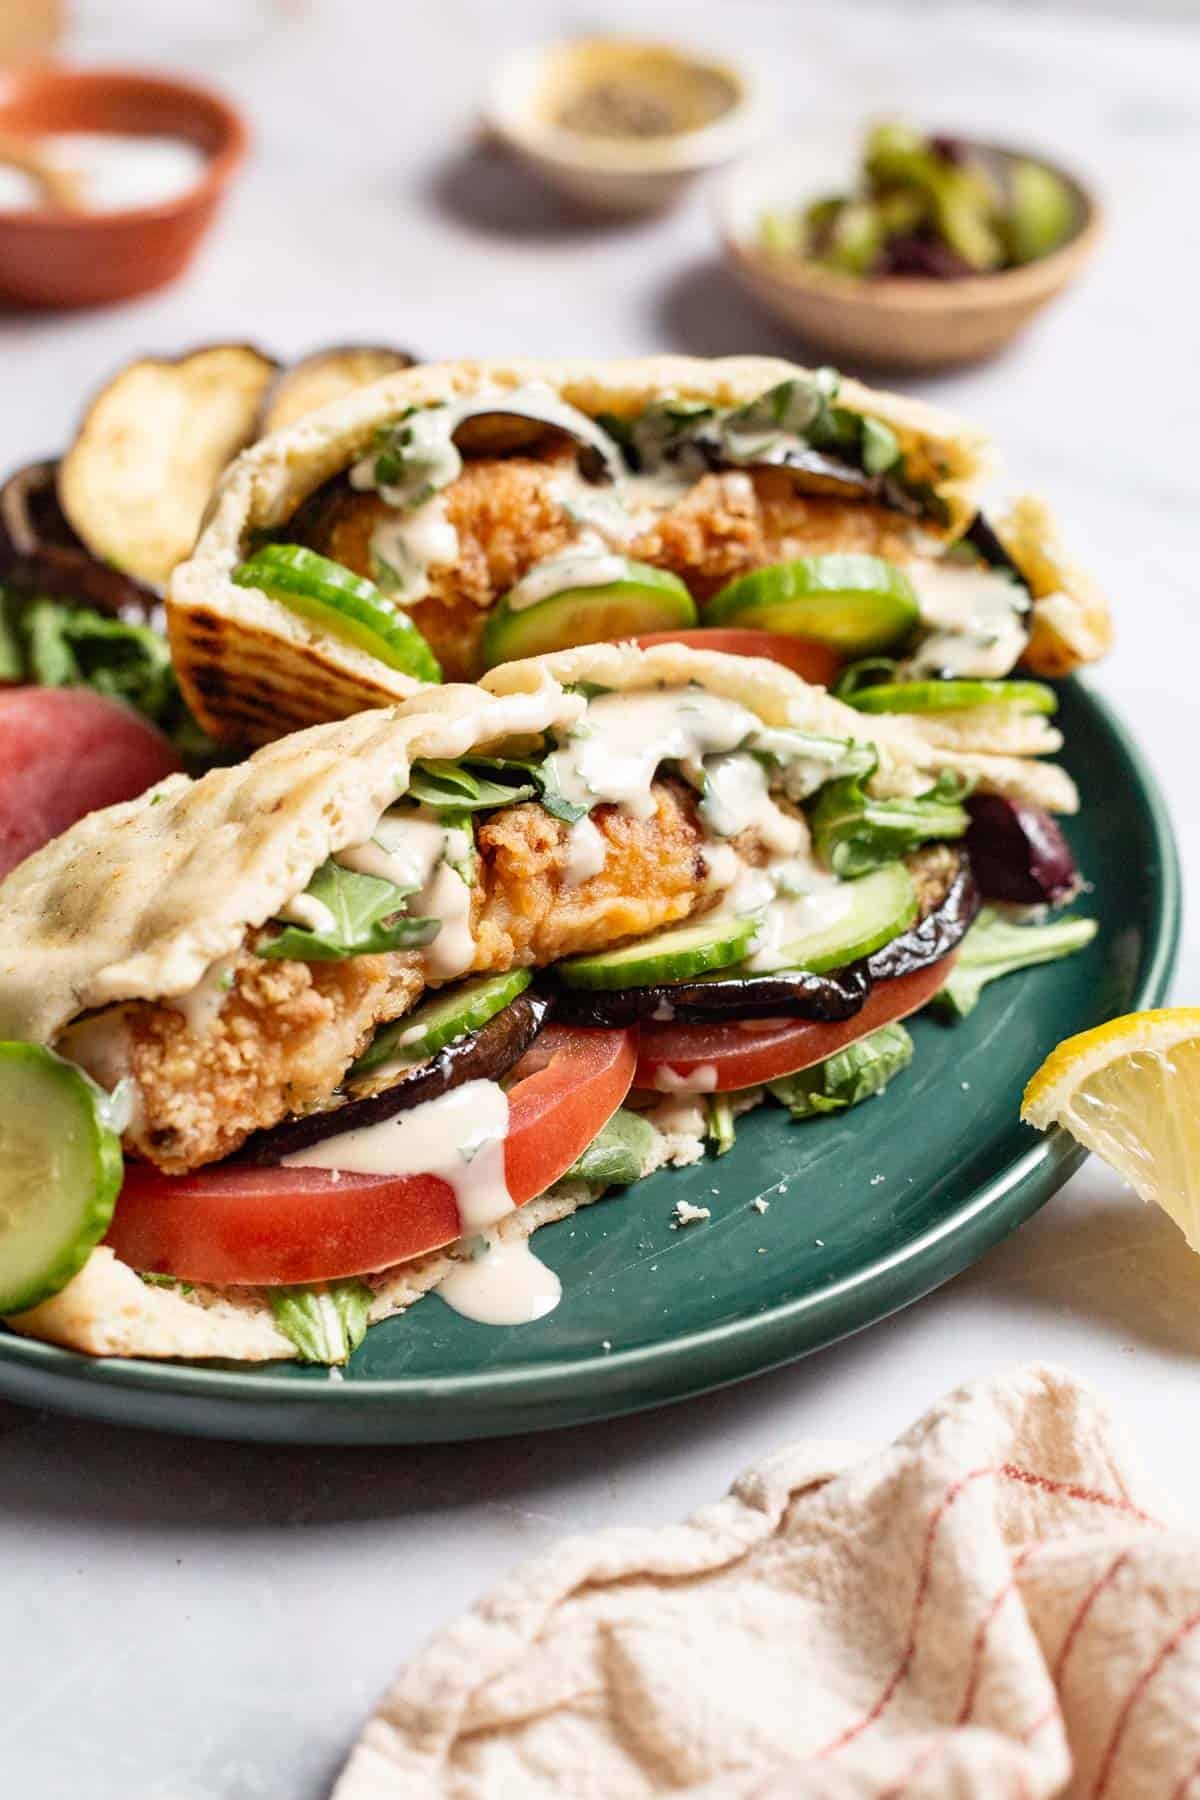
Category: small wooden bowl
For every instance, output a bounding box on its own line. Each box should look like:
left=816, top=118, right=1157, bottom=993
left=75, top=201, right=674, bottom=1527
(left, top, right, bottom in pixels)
left=0, top=65, right=247, bottom=309
left=716, top=134, right=1102, bottom=370
left=485, top=37, right=765, bottom=216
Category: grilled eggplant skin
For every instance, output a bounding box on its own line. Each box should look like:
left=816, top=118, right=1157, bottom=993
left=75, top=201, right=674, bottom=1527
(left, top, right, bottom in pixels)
left=552, top=851, right=978, bottom=1029
left=236, top=990, right=550, bottom=1166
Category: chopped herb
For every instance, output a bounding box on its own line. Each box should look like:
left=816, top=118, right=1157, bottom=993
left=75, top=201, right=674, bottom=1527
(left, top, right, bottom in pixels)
left=138, top=1272, right=195, bottom=1295
left=932, top=907, right=1098, bottom=1019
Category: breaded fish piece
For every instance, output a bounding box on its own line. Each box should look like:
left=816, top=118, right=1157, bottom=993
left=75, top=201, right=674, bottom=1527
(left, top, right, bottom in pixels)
left=308, top=460, right=926, bottom=679
left=69, top=780, right=710, bottom=1174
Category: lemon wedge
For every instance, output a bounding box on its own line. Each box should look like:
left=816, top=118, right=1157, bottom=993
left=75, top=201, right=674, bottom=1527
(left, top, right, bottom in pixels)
left=1022, top=1009, right=1200, bottom=1248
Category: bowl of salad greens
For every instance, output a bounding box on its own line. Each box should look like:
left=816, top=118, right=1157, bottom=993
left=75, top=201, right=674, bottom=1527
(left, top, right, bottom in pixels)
left=717, top=121, right=1100, bottom=369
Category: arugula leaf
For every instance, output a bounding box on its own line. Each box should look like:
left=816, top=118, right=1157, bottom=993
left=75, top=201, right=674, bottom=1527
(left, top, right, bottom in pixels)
left=810, top=768, right=971, bottom=878
left=704, top=1094, right=737, bottom=1156
left=407, top=758, right=537, bottom=813
left=932, top=907, right=1098, bottom=1020
left=270, top=1279, right=373, bottom=1365
left=769, top=1022, right=914, bottom=1119
left=258, top=860, right=439, bottom=962
left=467, top=754, right=589, bottom=825
left=564, top=1109, right=655, bottom=1187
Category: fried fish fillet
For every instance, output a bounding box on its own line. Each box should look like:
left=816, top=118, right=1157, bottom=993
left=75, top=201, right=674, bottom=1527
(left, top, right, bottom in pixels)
left=68, top=780, right=710, bottom=1174
left=308, top=458, right=923, bottom=680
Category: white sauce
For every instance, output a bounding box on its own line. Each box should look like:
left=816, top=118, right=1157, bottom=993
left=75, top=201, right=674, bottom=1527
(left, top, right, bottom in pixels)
left=349, top=381, right=627, bottom=607
left=371, top=495, right=459, bottom=604
left=550, top=470, right=644, bottom=546
left=56, top=1007, right=146, bottom=1139
left=744, top=884, right=854, bottom=973
left=438, top=1236, right=562, bottom=1326
left=417, top=860, right=474, bottom=980
left=167, top=954, right=238, bottom=1036
left=654, top=1062, right=719, bottom=1093
left=279, top=891, right=338, bottom=934
left=503, top=545, right=630, bottom=613
left=548, top=688, right=761, bottom=820
left=562, top=813, right=609, bottom=886
left=700, top=753, right=808, bottom=856
left=338, top=809, right=475, bottom=980
left=282, top=1079, right=512, bottom=1228
left=0, top=132, right=208, bottom=214
left=905, top=561, right=1029, bottom=679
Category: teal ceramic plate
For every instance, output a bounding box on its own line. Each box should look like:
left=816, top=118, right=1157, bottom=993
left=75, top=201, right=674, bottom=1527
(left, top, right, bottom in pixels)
left=0, top=682, right=1179, bottom=1443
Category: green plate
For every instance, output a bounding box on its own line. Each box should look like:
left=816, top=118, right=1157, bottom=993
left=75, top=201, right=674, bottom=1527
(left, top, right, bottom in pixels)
left=0, top=682, right=1179, bottom=1443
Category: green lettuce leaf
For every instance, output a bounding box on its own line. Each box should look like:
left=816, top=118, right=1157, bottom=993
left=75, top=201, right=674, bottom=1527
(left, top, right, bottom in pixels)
left=810, top=767, right=971, bottom=878
left=270, top=1279, right=373, bottom=1365
left=564, top=1109, right=655, bottom=1187
left=932, top=907, right=1098, bottom=1019
left=704, top=1094, right=737, bottom=1156
left=258, top=861, right=439, bottom=962
left=769, top=1021, right=914, bottom=1118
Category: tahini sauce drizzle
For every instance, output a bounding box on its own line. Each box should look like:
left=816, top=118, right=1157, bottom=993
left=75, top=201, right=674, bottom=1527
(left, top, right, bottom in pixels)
left=438, top=1236, right=562, bottom=1325
left=282, top=1079, right=512, bottom=1227
left=905, top=562, right=1029, bottom=679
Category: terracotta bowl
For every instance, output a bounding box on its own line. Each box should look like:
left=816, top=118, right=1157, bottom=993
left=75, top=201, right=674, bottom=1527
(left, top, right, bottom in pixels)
left=716, top=133, right=1102, bottom=370
left=0, top=64, right=247, bottom=308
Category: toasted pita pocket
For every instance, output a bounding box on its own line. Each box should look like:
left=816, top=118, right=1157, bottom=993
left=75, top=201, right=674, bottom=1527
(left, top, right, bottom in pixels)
left=167, top=354, right=993, bottom=744
left=1, top=641, right=1075, bottom=1362
left=998, top=494, right=1114, bottom=675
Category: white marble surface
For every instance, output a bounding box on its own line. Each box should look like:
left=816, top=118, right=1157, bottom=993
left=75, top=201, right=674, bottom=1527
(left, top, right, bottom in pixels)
left=2, top=2, right=1199, bottom=1794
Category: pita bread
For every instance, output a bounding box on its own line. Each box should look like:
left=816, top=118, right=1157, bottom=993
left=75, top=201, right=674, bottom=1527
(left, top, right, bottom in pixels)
left=1, top=640, right=1076, bottom=1363
left=998, top=493, right=1115, bottom=675
left=0, top=670, right=579, bottom=1046
left=167, top=354, right=992, bottom=743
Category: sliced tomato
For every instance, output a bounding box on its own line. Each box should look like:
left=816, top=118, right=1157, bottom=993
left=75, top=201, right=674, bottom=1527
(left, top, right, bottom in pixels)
left=633, top=628, right=841, bottom=687
left=105, top=1024, right=636, bottom=1286
left=0, top=687, right=181, bottom=878
left=634, top=956, right=955, bottom=1093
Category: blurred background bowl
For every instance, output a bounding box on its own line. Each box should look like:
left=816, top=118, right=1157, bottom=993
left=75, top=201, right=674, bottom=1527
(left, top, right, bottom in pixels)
left=0, top=64, right=246, bottom=308
left=716, top=132, right=1101, bottom=369
left=485, top=36, right=765, bottom=215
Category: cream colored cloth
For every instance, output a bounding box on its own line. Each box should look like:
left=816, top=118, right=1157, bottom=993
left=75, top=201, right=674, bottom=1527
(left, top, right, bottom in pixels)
left=335, top=1366, right=1200, bottom=1798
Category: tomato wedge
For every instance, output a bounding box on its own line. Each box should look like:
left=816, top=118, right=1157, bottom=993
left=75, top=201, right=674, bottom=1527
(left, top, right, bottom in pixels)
left=0, top=687, right=181, bottom=878
left=633, top=628, right=841, bottom=688
left=634, top=956, right=955, bottom=1093
left=106, top=1024, right=636, bottom=1286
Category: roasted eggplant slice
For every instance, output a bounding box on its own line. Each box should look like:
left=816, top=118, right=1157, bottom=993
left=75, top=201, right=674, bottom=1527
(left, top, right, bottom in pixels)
left=235, top=990, right=550, bottom=1165
left=866, top=855, right=980, bottom=980
left=0, top=460, right=159, bottom=620
left=258, top=345, right=416, bottom=437
left=58, top=344, right=280, bottom=589
left=551, top=963, right=870, bottom=1028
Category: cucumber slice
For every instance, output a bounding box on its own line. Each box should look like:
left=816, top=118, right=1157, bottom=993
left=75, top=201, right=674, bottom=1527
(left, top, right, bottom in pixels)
left=768, top=863, right=917, bottom=973
left=704, top=555, right=919, bottom=654
left=352, top=969, right=532, bottom=1075
left=0, top=1043, right=125, bottom=1314
left=234, top=545, right=442, bottom=683
left=847, top=678, right=1058, bottom=716
left=482, top=560, right=696, bottom=668
left=556, top=914, right=757, bottom=991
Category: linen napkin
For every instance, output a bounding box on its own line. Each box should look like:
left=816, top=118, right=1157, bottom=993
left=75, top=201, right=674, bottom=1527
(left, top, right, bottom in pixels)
left=335, top=1365, right=1200, bottom=1798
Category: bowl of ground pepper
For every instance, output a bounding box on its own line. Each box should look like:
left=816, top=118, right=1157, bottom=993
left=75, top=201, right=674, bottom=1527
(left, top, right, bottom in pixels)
left=485, top=37, right=765, bottom=215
